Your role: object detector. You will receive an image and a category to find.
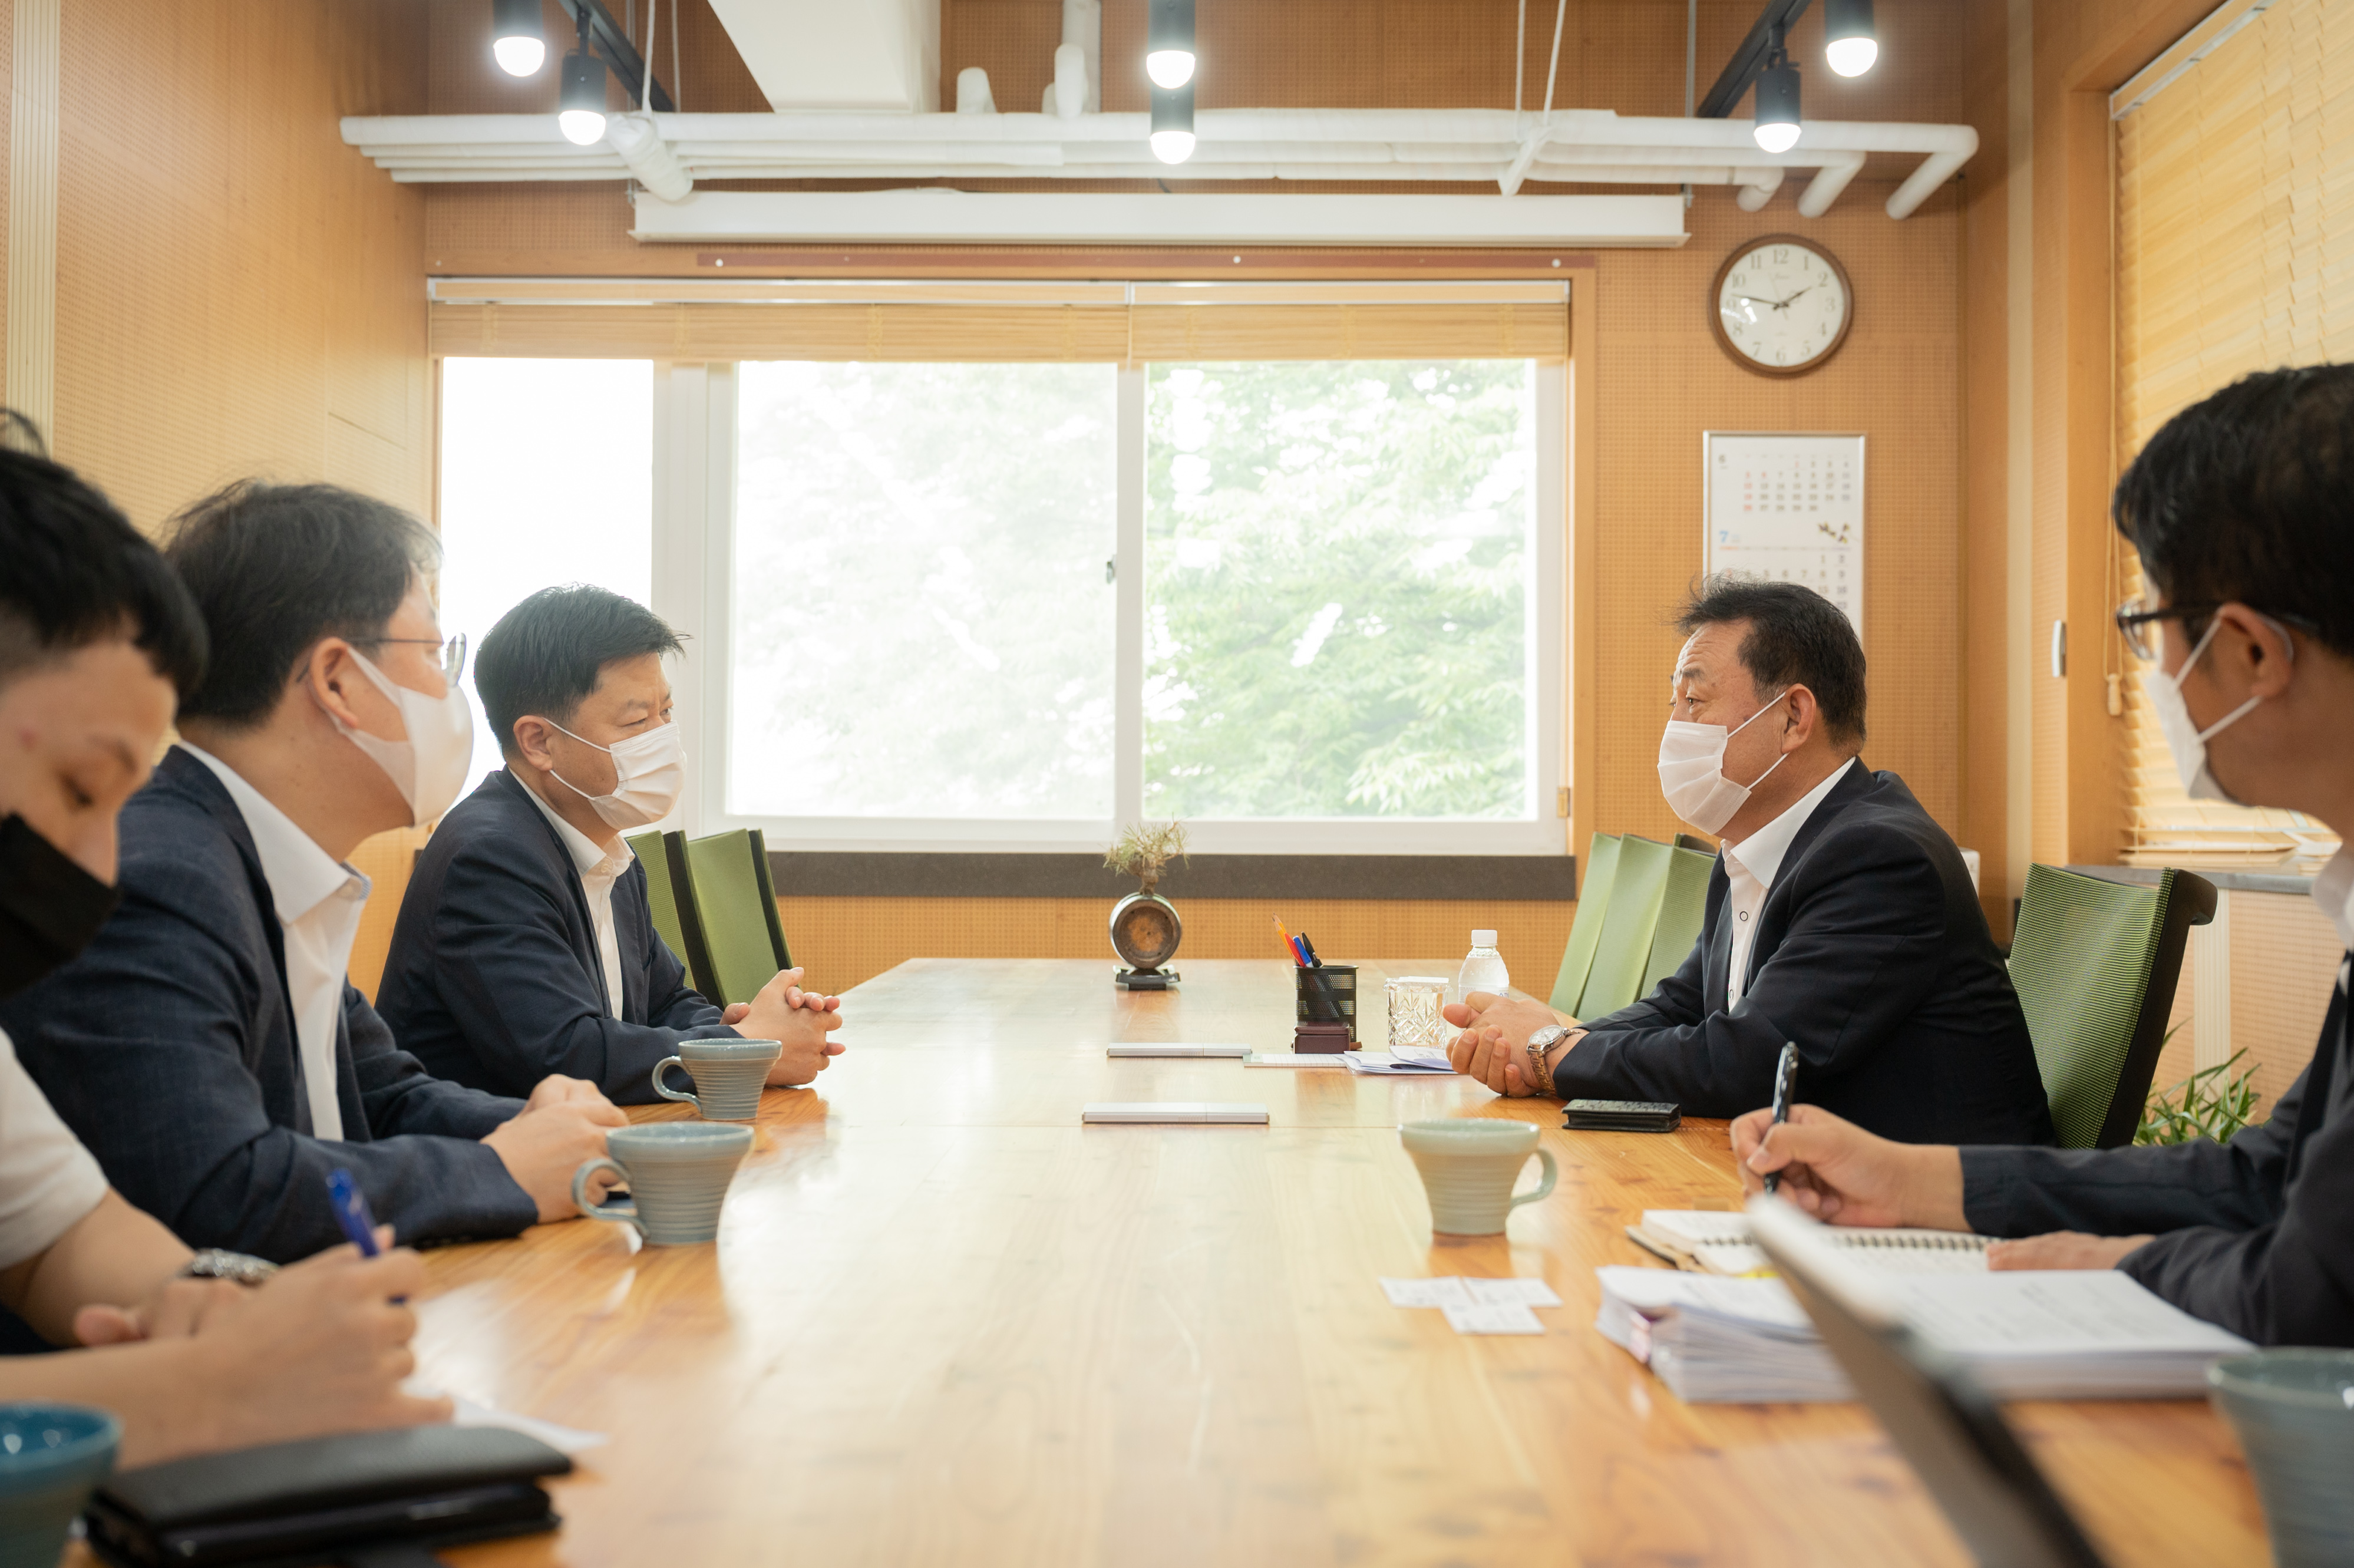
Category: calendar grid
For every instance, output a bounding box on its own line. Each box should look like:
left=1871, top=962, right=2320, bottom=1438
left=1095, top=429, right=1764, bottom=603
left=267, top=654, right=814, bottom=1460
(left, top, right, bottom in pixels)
left=1702, top=432, right=1866, bottom=639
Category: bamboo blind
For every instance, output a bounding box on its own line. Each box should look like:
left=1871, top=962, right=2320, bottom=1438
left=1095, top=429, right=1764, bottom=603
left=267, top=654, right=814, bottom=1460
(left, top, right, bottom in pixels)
left=2112, top=0, right=2352, bottom=870
left=429, top=294, right=1569, bottom=364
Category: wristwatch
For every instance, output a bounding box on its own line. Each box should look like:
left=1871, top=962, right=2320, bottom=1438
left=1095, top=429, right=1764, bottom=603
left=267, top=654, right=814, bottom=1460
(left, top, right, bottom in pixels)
left=1526, top=1025, right=1573, bottom=1092
left=179, top=1249, right=279, bottom=1287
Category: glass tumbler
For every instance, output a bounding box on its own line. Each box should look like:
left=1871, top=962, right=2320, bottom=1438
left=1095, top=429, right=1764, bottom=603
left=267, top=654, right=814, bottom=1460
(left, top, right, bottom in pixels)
left=1384, top=975, right=1451, bottom=1052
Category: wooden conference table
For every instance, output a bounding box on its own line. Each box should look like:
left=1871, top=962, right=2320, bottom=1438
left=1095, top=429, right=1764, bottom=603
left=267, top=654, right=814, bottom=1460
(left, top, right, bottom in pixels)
left=391, top=959, right=2267, bottom=1566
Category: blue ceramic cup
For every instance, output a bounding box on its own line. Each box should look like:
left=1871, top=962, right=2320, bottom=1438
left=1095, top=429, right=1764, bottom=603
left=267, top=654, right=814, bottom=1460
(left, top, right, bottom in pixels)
left=573, top=1121, right=755, bottom=1245
left=2208, top=1349, right=2354, bottom=1568
left=0, top=1403, right=120, bottom=1568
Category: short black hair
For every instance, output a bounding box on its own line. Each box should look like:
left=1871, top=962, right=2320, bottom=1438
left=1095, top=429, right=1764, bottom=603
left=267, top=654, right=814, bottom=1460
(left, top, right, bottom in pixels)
left=2113, top=365, right=2354, bottom=659
left=1675, top=574, right=1868, bottom=747
left=0, top=412, right=206, bottom=701
left=476, top=585, right=682, bottom=757
left=161, top=481, right=440, bottom=729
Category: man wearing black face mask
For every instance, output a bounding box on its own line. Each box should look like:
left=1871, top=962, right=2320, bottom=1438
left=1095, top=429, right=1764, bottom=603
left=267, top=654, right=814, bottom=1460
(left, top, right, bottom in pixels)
left=0, top=424, right=450, bottom=1465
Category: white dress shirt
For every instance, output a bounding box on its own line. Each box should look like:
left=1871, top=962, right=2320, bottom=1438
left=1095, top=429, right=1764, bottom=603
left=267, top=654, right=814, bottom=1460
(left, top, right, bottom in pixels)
left=179, top=743, right=369, bottom=1141
left=0, top=1023, right=108, bottom=1271
left=1719, top=757, right=1860, bottom=1009
left=519, top=775, right=635, bottom=1019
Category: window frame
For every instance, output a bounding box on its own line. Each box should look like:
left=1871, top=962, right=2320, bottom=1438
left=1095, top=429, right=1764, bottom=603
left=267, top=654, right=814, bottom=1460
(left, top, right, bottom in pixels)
left=651, top=355, right=1566, bottom=857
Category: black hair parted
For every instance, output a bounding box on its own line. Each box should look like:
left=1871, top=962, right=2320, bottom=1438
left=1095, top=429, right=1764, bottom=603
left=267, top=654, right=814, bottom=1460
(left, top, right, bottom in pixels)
left=0, top=412, right=207, bottom=701
left=161, top=481, right=440, bottom=729
left=1675, top=574, right=1868, bottom=748
left=475, top=585, right=682, bottom=758
left=2113, top=365, right=2354, bottom=659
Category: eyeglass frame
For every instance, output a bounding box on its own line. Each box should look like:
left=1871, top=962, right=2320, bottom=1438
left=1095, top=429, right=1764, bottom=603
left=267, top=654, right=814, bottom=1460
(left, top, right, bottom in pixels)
left=2112, top=597, right=2316, bottom=665
left=355, top=630, right=468, bottom=685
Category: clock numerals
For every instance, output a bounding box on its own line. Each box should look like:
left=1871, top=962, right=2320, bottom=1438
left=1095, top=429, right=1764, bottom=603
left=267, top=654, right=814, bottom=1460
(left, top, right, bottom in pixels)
left=1713, top=237, right=1848, bottom=375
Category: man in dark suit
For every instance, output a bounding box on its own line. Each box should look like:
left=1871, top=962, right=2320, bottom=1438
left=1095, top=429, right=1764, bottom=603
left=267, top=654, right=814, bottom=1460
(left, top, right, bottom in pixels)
left=1738, top=366, right=2354, bottom=1346
left=1, top=482, right=626, bottom=1262
left=377, top=585, right=842, bottom=1103
left=1448, top=576, right=2055, bottom=1147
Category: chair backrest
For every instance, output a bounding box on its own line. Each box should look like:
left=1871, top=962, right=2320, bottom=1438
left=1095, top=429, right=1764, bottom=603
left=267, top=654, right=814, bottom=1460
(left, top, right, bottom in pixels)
left=626, top=830, right=691, bottom=964
left=2008, top=864, right=2216, bottom=1150
left=1550, top=833, right=1622, bottom=1012
left=676, top=829, right=794, bottom=1007
left=1574, top=835, right=1674, bottom=1019
left=1639, top=843, right=1717, bottom=997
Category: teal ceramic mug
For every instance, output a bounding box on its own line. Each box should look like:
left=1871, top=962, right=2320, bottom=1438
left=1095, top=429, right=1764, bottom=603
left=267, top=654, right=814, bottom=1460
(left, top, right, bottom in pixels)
left=2208, top=1349, right=2354, bottom=1568
left=1399, top=1120, right=1559, bottom=1236
left=652, top=1038, right=782, bottom=1121
left=573, top=1122, right=755, bottom=1245
left=0, top=1404, right=120, bottom=1568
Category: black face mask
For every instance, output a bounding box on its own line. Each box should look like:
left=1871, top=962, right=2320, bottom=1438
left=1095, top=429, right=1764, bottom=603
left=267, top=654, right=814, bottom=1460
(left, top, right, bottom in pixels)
left=0, top=813, right=121, bottom=1001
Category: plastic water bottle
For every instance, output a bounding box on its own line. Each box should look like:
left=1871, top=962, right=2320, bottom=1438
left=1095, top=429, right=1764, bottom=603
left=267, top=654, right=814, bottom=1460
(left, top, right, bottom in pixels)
left=1455, top=929, right=1510, bottom=1006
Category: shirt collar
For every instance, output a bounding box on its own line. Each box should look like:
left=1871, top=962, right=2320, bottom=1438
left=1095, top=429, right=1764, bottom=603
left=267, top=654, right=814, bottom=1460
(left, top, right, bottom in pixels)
left=2312, top=844, right=2354, bottom=950
left=1722, top=757, right=1858, bottom=888
left=515, top=770, right=634, bottom=880
left=176, top=743, right=368, bottom=924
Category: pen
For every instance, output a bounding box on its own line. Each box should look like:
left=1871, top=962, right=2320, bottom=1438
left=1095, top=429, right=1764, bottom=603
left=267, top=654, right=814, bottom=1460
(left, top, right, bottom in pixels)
left=327, top=1168, right=381, bottom=1256
left=1298, top=933, right=1322, bottom=968
left=1275, top=917, right=1306, bottom=966
left=1762, top=1042, right=1800, bottom=1196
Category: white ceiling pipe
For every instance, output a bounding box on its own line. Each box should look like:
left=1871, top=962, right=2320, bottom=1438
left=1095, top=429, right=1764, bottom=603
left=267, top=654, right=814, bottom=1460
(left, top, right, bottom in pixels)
left=955, top=67, right=996, bottom=114
left=1734, top=167, right=1784, bottom=211
left=605, top=114, right=694, bottom=201
left=1061, top=0, right=1100, bottom=114
left=1049, top=45, right=1087, bottom=118
left=1795, top=152, right=1866, bottom=217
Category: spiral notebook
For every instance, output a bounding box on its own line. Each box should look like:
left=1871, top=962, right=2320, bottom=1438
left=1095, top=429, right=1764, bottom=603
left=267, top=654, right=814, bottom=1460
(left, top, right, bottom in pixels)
left=1629, top=1209, right=1989, bottom=1276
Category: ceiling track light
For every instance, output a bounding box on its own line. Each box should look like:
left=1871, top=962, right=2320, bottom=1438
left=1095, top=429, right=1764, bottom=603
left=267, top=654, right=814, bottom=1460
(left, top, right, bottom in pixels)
left=557, top=8, right=608, bottom=146
left=1147, top=0, right=1196, bottom=91
left=1823, top=0, right=1878, bottom=78
left=1752, top=22, right=1801, bottom=154
left=1150, top=80, right=1196, bottom=164
left=491, top=0, right=546, bottom=77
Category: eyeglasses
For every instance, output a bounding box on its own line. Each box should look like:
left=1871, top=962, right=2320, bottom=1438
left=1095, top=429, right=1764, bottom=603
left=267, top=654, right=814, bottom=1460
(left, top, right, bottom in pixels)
left=2112, top=597, right=2317, bottom=663
left=363, top=632, right=468, bottom=684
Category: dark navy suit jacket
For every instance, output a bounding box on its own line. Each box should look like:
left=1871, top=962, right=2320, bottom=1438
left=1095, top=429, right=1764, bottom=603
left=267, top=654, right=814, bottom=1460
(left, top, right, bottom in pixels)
left=1558, top=764, right=2058, bottom=1147
left=375, top=769, right=734, bottom=1104
left=0, top=748, right=537, bottom=1261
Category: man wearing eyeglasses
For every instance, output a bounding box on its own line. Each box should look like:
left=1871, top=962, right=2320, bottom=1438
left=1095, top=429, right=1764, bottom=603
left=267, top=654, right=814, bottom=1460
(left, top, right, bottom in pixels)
left=1736, top=365, right=2354, bottom=1346
left=0, top=483, right=629, bottom=1262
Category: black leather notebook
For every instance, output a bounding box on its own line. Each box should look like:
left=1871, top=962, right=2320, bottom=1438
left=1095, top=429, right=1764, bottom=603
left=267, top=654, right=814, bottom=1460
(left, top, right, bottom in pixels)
left=84, top=1425, right=572, bottom=1568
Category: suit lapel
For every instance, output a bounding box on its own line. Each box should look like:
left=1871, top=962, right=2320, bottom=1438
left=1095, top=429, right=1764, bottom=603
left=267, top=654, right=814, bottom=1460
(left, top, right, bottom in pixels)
left=1702, top=859, right=1734, bottom=1009
left=613, top=863, right=651, bottom=1024
left=491, top=770, right=612, bottom=1014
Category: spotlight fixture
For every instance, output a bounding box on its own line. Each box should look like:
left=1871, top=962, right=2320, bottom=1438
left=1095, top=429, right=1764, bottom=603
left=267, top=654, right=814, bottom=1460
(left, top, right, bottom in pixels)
left=1146, top=0, right=1196, bottom=91
left=1824, top=0, right=1878, bottom=78
left=1150, top=80, right=1195, bottom=165
left=559, top=49, right=608, bottom=145
left=491, top=0, right=546, bottom=77
left=1752, top=23, right=1801, bottom=154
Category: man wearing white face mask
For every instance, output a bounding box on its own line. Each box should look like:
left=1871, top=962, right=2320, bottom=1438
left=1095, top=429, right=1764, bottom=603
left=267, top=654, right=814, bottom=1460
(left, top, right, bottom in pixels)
left=379, top=586, right=844, bottom=1102
left=1446, top=576, right=2055, bottom=1147
left=3, top=483, right=628, bottom=1262
left=1732, top=366, right=2354, bottom=1348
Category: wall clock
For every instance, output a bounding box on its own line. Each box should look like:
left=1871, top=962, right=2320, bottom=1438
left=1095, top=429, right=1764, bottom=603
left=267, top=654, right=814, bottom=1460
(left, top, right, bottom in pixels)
left=1710, top=235, right=1853, bottom=376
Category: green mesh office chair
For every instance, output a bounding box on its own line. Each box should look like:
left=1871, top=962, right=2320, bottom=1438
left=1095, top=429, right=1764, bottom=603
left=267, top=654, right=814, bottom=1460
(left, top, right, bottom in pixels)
left=2008, top=863, right=2216, bottom=1150
left=626, top=830, right=691, bottom=963
left=1639, top=843, right=1716, bottom=997
left=1574, top=836, right=1674, bottom=1019
left=671, top=828, right=794, bottom=1007
left=1550, top=833, right=1621, bottom=1012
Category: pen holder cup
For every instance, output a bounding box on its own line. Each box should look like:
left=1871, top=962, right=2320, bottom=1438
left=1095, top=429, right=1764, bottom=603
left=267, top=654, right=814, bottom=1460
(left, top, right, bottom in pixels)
left=1294, top=965, right=1358, bottom=1031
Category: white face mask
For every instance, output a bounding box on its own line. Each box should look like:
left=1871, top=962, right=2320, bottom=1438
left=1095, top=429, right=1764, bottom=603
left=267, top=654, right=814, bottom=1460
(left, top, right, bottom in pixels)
left=2141, top=615, right=2273, bottom=804
left=1656, top=692, right=1790, bottom=836
left=545, top=718, right=685, bottom=830
left=327, top=649, right=476, bottom=826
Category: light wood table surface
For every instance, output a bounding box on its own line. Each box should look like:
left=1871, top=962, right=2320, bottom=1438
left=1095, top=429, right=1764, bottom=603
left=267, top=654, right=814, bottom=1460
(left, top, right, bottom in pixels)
left=400, top=958, right=2265, bottom=1566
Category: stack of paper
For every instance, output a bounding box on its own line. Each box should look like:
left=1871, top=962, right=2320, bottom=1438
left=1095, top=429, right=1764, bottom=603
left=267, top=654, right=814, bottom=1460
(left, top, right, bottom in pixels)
left=1382, top=1276, right=1562, bottom=1335
left=1628, top=1210, right=1990, bottom=1276
left=1341, top=1045, right=1457, bottom=1075
left=1594, top=1265, right=2253, bottom=1403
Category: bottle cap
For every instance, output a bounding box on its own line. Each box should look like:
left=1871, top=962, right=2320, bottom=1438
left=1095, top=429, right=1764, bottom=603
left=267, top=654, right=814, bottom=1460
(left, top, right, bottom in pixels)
left=1471, top=929, right=1497, bottom=946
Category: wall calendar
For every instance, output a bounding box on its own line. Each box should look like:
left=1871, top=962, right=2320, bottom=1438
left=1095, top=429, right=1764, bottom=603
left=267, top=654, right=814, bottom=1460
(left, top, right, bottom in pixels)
left=1702, top=432, right=1866, bottom=639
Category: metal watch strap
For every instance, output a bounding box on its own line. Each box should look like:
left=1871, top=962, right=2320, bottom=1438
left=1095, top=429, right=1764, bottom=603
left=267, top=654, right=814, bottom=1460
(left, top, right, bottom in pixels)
left=179, top=1249, right=280, bottom=1286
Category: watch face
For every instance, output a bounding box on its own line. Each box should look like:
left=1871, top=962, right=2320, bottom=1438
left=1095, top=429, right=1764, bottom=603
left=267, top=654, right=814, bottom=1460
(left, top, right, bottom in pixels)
left=1714, top=239, right=1851, bottom=374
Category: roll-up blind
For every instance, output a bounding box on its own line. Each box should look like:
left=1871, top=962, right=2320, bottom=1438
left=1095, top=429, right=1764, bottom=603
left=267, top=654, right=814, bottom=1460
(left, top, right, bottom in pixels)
left=427, top=281, right=1570, bottom=365
left=2112, top=0, right=2349, bottom=871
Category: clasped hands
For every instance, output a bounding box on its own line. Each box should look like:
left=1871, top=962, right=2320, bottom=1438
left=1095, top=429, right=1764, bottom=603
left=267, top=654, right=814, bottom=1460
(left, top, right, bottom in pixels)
left=1441, top=992, right=1584, bottom=1097
left=719, top=966, right=847, bottom=1086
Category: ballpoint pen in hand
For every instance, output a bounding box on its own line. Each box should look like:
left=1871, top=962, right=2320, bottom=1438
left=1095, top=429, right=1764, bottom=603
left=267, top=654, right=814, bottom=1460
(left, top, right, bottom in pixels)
left=327, top=1168, right=405, bottom=1301
left=1762, top=1043, right=1800, bottom=1196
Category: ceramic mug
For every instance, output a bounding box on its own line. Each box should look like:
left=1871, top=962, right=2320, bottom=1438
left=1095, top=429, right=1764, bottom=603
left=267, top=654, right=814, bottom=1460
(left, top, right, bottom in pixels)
left=2208, top=1349, right=2354, bottom=1568
left=0, top=1403, right=119, bottom=1568
left=573, top=1122, right=755, bottom=1245
left=651, top=1038, right=782, bottom=1121
left=1399, top=1119, right=1558, bottom=1237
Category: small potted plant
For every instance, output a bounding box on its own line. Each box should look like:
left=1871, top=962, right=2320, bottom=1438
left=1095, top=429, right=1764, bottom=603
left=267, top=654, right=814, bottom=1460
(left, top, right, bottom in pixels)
left=1105, top=821, right=1187, bottom=989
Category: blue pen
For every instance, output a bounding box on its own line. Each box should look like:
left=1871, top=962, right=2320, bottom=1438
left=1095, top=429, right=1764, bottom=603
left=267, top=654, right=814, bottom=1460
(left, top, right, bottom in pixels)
left=328, top=1168, right=404, bottom=1302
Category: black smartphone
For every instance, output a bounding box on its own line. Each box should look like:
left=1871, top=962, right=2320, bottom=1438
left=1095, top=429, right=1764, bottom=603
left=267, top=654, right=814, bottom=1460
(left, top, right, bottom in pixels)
left=1560, top=1098, right=1681, bottom=1133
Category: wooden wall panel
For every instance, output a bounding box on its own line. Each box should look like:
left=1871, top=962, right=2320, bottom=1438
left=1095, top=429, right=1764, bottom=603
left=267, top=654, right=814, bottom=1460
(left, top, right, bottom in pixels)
left=49, top=1, right=428, bottom=532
